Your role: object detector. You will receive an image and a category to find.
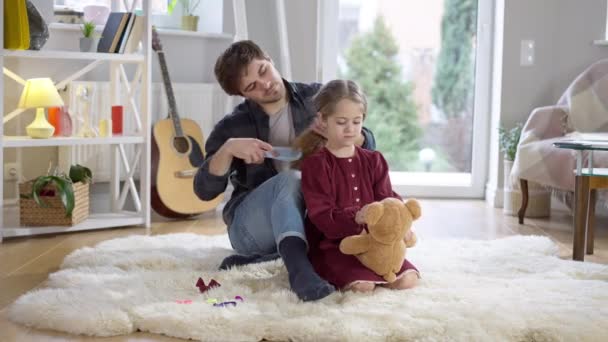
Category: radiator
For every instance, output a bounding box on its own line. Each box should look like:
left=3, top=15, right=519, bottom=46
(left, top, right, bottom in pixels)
left=59, top=81, right=231, bottom=182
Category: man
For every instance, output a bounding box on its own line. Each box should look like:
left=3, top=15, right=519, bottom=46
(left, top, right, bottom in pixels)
left=194, top=40, right=376, bottom=301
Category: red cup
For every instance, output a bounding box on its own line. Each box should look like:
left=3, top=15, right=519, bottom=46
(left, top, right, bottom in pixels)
left=111, top=105, right=123, bottom=134
left=48, top=106, right=61, bottom=136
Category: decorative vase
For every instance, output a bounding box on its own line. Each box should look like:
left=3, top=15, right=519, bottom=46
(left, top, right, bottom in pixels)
left=26, top=0, right=49, bottom=50
left=47, top=106, right=62, bottom=136
left=26, top=108, right=55, bottom=138
left=152, top=14, right=179, bottom=29
left=59, top=106, right=73, bottom=137
left=79, top=37, right=94, bottom=52
left=83, top=5, right=110, bottom=25
left=503, top=159, right=551, bottom=217
left=181, top=15, right=199, bottom=31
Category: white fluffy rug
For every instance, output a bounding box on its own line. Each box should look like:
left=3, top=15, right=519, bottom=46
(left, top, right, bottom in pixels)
left=8, top=233, right=608, bottom=341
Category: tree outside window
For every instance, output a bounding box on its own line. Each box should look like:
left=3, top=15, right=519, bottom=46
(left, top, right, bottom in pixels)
left=338, top=0, right=478, bottom=173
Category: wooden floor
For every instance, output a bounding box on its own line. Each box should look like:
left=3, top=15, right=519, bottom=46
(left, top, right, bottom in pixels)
left=1, top=199, right=606, bottom=341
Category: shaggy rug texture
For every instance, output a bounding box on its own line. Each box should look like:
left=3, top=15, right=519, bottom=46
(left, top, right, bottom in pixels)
left=8, top=233, right=608, bottom=341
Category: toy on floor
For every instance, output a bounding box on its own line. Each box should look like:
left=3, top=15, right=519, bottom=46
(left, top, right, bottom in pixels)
left=209, top=296, right=244, bottom=308
left=214, top=301, right=237, bottom=307
left=339, top=197, right=421, bottom=282
left=196, top=277, right=221, bottom=293
left=174, top=296, right=243, bottom=306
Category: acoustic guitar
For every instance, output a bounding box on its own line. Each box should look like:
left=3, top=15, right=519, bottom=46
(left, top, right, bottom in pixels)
left=150, top=27, right=223, bottom=218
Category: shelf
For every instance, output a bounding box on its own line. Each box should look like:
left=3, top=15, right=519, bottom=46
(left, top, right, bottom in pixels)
left=3, top=49, right=144, bottom=63
left=48, top=22, right=234, bottom=40
left=2, top=207, right=144, bottom=237
left=593, top=40, right=608, bottom=46
left=154, top=28, right=234, bottom=40
left=2, top=135, right=144, bottom=148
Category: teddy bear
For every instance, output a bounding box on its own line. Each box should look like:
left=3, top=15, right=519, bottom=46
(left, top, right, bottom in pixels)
left=339, top=197, right=421, bottom=282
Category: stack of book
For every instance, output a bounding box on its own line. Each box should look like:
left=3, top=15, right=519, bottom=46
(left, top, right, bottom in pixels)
left=97, top=12, right=144, bottom=54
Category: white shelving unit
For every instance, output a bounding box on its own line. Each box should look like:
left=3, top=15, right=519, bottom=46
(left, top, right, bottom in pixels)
left=3, top=49, right=145, bottom=62
left=1, top=2, right=153, bottom=242
left=3, top=136, right=144, bottom=147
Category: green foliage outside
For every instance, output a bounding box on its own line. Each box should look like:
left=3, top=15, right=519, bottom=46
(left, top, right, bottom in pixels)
left=342, top=16, right=422, bottom=170
left=432, top=0, right=478, bottom=120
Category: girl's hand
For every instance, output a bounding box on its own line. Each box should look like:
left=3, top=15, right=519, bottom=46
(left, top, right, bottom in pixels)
left=404, top=230, right=417, bottom=247
left=355, top=208, right=366, bottom=224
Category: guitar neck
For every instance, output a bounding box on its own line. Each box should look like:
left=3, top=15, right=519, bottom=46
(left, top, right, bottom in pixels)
left=156, top=51, right=184, bottom=137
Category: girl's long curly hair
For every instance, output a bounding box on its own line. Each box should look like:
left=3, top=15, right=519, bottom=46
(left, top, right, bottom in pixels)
left=291, top=80, right=367, bottom=169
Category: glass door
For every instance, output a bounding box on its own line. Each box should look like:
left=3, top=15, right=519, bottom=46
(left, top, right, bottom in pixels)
left=320, top=0, right=493, bottom=197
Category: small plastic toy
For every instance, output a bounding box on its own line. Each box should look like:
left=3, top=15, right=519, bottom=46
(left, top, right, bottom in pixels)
left=196, top=277, right=221, bottom=293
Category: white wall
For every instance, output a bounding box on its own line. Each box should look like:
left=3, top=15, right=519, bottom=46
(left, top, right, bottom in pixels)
left=486, top=0, right=608, bottom=207
left=284, top=0, right=319, bottom=83
left=223, top=0, right=320, bottom=83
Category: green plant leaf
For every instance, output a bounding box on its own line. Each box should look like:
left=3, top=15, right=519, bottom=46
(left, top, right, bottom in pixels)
left=31, top=176, right=52, bottom=208
left=69, top=164, right=92, bottom=184
left=50, top=176, right=75, bottom=217
left=81, top=21, right=96, bottom=38
left=168, top=0, right=178, bottom=14
left=498, top=123, right=523, bottom=161
left=30, top=175, right=75, bottom=217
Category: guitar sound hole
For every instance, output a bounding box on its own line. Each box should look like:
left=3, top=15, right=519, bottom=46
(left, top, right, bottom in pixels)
left=173, top=136, right=190, bottom=154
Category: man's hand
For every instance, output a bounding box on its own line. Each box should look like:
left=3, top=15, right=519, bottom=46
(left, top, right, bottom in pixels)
left=226, top=138, right=273, bottom=164
left=208, top=138, right=273, bottom=176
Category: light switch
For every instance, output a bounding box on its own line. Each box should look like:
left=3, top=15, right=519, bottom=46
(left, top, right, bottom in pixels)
left=520, top=40, right=535, bottom=66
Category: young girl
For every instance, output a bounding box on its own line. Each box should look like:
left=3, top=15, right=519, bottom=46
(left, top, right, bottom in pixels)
left=294, top=80, right=419, bottom=293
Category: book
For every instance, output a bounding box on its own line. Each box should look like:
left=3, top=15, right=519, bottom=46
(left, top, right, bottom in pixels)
left=123, top=15, right=145, bottom=54
left=116, top=13, right=136, bottom=53
left=97, top=12, right=129, bottom=53
left=109, top=13, right=131, bottom=53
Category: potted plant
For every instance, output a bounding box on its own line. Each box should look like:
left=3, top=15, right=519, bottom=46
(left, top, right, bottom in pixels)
left=499, top=123, right=522, bottom=161
left=19, top=164, right=92, bottom=226
left=499, top=124, right=550, bottom=217
left=178, top=0, right=201, bottom=31
left=79, top=21, right=98, bottom=52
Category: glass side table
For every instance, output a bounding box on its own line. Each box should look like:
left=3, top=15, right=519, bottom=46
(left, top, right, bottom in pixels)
left=553, top=139, right=608, bottom=261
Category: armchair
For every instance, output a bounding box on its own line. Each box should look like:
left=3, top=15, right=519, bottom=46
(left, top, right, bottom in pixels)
left=511, top=58, right=608, bottom=224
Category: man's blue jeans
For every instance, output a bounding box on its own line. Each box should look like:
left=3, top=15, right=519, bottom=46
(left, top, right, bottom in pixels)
left=228, top=171, right=306, bottom=256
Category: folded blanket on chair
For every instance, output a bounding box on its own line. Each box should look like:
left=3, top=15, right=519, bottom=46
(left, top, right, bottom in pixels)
left=511, top=59, right=608, bottom=193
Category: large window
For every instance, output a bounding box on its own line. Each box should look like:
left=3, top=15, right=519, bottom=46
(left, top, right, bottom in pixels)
left=323, top=0, right=492, bottom=197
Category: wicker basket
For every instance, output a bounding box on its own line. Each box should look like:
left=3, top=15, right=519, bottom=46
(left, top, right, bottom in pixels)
left=19, top=180, right=89, bottom=226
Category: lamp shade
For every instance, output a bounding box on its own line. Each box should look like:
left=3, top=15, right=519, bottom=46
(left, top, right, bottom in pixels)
left=18, top=78, right=64, bottom=109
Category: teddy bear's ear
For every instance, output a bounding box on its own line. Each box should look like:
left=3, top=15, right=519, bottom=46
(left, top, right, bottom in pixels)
left=363, top=202, right=384, bottom=226
left=404, top=199, right=421, bottom=221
